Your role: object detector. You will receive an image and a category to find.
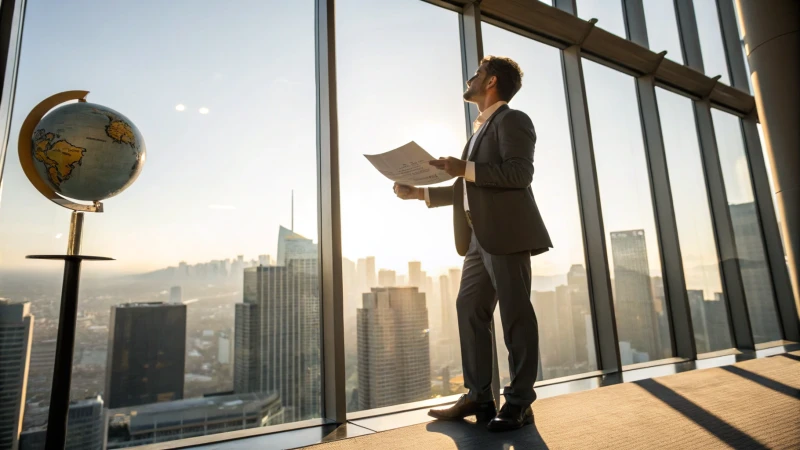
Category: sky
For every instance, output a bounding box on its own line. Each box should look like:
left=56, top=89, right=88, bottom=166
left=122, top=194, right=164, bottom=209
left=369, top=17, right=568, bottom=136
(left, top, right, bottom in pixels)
left=0, top=0, right=761, bottom=296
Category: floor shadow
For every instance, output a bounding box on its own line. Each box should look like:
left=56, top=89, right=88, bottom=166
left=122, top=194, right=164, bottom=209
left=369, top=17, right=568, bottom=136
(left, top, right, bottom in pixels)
left=424, top=418, right=549, bottom=450
left=719, top=365, right=800, bottom=399
left=779, top=353, right=800, bottom=363
left=636, top=378, right=768, bottom=449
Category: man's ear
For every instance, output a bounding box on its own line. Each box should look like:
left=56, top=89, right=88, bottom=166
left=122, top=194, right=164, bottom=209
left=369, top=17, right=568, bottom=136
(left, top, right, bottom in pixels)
left=486, top=75, right=498, bottom=91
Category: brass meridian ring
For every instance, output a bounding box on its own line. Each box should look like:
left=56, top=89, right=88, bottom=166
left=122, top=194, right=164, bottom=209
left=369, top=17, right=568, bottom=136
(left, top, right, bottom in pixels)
left=18, top=90, right=103, bottom=213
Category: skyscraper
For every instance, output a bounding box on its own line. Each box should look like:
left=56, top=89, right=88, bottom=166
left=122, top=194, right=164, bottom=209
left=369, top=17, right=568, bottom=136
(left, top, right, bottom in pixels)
left=234, top=228, right=320, bottom=422
left=357, top=287, right=431, bottom=410
left=688, top=290, right=710, bottom=353
left=169, top=286, right=182, bottom=303
left=378, top=269, right=397, bottom=287
left=0, top=300, right=33, bottom=450
left=729, top=202, right=782, bottom=342
left=105, top=303, right=187, bottom=409
left=408, top=261, right=423, bottom=288
left=258, top=254, right=273, bottom=267
left=19, top=396, right=105, bottom=450
left=366, top=257, right=376, bottom=290
left=64, top=396, right=105, bottom=450
left=567, top=264, right=592, bottom=367
left=610, top=230, right=663, bottom=362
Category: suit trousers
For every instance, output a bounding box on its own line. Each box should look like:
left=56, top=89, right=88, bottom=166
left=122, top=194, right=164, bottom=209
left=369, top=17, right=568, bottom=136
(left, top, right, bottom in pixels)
left=457, top=231, right=539, bottom=406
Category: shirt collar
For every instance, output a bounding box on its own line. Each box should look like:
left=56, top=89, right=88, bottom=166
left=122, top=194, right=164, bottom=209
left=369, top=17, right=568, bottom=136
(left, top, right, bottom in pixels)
left=473, top=101, right=508, bottom=133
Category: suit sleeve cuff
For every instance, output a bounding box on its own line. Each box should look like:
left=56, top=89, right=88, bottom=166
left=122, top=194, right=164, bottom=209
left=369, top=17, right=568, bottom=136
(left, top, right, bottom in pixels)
left=423, top=187, right=431, bottom=207
left=464, top=161, right=476, bottom=182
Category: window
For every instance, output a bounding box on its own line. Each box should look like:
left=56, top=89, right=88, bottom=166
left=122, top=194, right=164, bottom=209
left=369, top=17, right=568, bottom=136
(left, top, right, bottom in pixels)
left=656, top=88, right=733, bottom=353
left=577, top=0, right=626, bottom=38
left=711, top=109, right=782, bottom=343
left=731, top=0, right=754, bottom=93
left=482, top=24, right=598, bottom=381
left=642, top=0, right=684, bottom=64
left=583, top=59, right=673, bottom=365
left=336, top=0, right=466, bottom=412
left=2, top=0, right=320, bottom=445
left=694, top=0, right=730, bottom=84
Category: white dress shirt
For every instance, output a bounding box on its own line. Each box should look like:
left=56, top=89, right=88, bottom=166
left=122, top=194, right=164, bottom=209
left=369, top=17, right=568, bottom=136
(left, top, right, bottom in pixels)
left=425, top=101, right=508, bottom=213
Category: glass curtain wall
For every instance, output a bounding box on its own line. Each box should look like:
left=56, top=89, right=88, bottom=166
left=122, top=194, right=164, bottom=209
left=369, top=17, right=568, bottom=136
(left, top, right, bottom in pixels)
left=582, top=59, right=673, bottom=365
left=481, top=24, right=598, bottom=381
left=576, top=0, right=626, bottom=38
left=711, top=109, right=782, bottom=343
left=656, top=88, right=733, bottom=354
left=335, top=0, right=466, bottom=413
left=1, top=0, right=320, bottom=447
left=642, top=0, right=684, bottom=64
left=694, top=0, right=731, bottom=84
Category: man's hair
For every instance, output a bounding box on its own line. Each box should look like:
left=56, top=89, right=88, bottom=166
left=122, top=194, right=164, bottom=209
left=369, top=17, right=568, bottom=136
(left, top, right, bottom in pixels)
left=480, top=55, right=523, bottom=101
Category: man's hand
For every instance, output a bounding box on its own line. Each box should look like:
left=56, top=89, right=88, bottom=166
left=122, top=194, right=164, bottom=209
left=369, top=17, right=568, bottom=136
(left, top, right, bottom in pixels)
left=430, top=157, right=467, bottom=177
left=394, top=182, right=424, bottom=200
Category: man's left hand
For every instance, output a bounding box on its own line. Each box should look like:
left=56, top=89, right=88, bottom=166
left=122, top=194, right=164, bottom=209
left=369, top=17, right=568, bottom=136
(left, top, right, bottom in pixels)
left=430, top=157, right=467, bottom=178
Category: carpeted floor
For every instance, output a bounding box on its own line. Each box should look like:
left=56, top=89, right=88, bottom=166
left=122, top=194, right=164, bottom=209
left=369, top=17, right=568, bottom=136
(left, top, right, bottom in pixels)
left=303, top=351, right=800, bottom=449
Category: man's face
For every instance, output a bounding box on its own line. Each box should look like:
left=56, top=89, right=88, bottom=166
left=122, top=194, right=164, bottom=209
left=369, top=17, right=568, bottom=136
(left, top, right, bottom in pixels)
left=463, top=65, right=493, bottom=102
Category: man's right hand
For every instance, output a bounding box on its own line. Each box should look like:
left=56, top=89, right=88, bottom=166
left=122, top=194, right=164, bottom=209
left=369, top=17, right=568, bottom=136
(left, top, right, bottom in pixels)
left=393, top=183, right=424, bottom=201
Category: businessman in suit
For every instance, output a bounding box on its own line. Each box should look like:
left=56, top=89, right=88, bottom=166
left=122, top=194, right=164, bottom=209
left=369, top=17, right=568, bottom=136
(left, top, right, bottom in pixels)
left=394, top=56, right=551, bottom=432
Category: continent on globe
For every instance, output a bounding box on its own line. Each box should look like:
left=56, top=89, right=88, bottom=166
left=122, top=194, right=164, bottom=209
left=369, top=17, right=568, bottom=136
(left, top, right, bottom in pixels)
left=95, top=108, right=136, bottom=148
left=32, top=129, right=86, bottom=187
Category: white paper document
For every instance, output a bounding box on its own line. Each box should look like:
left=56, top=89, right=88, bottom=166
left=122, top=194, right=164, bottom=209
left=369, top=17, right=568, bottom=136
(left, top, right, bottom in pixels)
left=364, top=141, right=453, bottom=186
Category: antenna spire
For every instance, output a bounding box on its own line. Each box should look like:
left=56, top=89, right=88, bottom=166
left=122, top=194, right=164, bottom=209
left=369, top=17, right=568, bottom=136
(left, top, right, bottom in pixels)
left=291, top=190, right=294, bottom=231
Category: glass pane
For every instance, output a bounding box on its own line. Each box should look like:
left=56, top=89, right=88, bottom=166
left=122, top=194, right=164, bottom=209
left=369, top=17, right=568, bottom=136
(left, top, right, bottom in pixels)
left=656, top=88, right=733, bottom=353
left=482, top=25, right=597, bottom=381
left=694, top=0, right=730, bottom=85
left=712, top=109, right=782, bottom=343
left=577, top=0, right=626, bottom=38
left=732, top=0, right=754, bottom=93
left=336, top=0, right=466, bottom=412
left=3, top=0, right=319, bottom=446
left=643, top=0, right=684, bottom=64
left=583, top=60, right=673, bottom=365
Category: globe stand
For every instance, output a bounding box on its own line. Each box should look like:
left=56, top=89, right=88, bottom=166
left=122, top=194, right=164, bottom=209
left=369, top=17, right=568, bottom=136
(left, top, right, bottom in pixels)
left=27, top=211, right=113, bottom=450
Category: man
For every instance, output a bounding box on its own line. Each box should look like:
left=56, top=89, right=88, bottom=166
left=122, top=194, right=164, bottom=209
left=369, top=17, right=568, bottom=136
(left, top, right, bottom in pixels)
left=394, top=56, right=551, bottom=432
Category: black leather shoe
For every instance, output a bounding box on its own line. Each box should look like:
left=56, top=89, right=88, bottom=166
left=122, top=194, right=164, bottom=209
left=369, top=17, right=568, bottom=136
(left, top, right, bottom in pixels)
left=487, top=402, right=533, bottom=432
left=428, top=395, right=497, bottom=422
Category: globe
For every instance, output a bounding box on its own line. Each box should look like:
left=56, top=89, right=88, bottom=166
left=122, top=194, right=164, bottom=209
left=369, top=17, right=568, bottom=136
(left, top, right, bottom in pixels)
left=30, top=101, right=145, bottom=202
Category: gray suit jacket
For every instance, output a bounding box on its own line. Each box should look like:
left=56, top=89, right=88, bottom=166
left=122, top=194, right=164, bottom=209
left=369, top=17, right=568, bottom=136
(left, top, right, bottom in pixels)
left=428, top=104, right=552, bottom=257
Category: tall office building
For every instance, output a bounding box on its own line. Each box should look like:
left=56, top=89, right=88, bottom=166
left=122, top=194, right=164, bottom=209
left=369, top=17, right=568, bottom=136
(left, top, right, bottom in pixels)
left=408, top=261, right=423, bottom=288
left=378, top=269, right=396, bottom=287
left=258, top=254, right=273, bottom=267
left=65, top=396, right=105, bottom=450
left=357, top=287, right=431, bottom=410
left=532, top=291, right=561, bottom=378
left=610, top=230, right=663, bottom=362
left=234, top=228, right=320, bottom=422
left=688, top=290, right=710, bottom=353
left=106, top=303, right=187, bottom=409
left=357, top=257, right=377, bottom=291
left=0, top=300, right=33, bottom=450
left=19, top=396, right=105, bottom=450
left=567, top=264, right=592, bottom=367
left=170, top=286, right=182, bottom=303
left=729, top=202, right=781, bottom=342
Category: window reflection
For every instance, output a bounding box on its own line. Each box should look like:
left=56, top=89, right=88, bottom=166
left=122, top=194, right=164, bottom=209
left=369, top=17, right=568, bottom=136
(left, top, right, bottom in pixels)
left=656, top=88, right=732, bottom=353
left=711, top=110, right=782, bottom=343
left=482, top=24, right=598, bottom=382
left=336, top=0, right=466, bottom=412
left=583, top=59, right=673, bottom=364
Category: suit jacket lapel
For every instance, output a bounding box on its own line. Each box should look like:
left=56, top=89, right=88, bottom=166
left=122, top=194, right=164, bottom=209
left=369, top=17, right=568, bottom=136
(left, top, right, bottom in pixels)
left=467, top=104, right=508, bottom=161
